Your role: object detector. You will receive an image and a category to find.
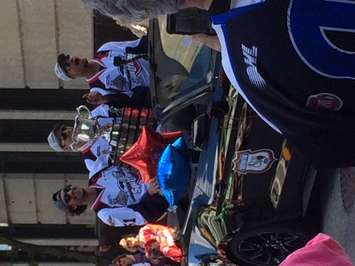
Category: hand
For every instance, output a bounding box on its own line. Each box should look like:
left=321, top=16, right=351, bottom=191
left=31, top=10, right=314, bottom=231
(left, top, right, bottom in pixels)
left=191, top=33, right=221, bottom=52
left=83, top=91, right=106, bottom=105
left=147, top=178, right=160, bottom=195
left=191, top=33, right=208, bottom=44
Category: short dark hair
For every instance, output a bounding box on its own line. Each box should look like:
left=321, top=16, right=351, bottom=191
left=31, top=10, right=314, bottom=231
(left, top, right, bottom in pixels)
left=52, top=186, right=88, bottom=216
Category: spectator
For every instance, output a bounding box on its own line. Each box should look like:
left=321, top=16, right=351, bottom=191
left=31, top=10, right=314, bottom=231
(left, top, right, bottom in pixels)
left=48, top=102, right=130, bottom=174
left=112, top=252, right=179, bottom=265
left=81, top=0, right=212, bottom=24
left=112, top=253, right=150, bottom=266
left=280, top=233, right=352, bottom=266
left=119, top=224, right=183, bottom=263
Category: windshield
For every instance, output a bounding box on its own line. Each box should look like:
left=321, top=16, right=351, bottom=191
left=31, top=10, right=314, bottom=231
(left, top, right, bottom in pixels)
left=148, top=16, right=214, bottom=107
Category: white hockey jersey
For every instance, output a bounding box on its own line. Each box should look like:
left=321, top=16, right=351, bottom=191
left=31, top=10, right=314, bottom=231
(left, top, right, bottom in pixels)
left=88, top=40, right=150, bottom=98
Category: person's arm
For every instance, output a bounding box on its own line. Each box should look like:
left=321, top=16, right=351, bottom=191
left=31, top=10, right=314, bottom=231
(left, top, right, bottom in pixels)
left=97, top=207, right=146, bottom=227
left=84, top=90, right=133, bottom=108
left=191, top=34, right=221, bottom=51
left=83, top=157, right=96, bottom=173
left=89, top=87, right=117, bottom=97
left=106, top=93, right=134, bottom=108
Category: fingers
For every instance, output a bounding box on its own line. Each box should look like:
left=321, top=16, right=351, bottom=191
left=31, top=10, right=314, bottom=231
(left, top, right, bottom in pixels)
left=191, top=34, right=221, bottom=51
left=83, top=91, right=99, bottom=104
left=151, top=179, right=159, bottom=189
left=148, top=178, right=160, bottom=195
left=148, top=177, right=157, bottom=184
left=151, top=183, right=159, bottom=192
left=191, top=33, right=208, bottom=43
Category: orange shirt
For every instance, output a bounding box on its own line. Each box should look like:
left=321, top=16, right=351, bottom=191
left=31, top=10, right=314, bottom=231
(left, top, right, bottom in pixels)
left=138, top=224, right=183, bottom=262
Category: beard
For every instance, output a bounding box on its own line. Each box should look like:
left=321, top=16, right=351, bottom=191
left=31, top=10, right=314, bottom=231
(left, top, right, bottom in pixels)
left=73, top=187, right=86, bottom=202
left=83, top=58, right=89, bottom=68
left=80, top=188, right=87, bottom=200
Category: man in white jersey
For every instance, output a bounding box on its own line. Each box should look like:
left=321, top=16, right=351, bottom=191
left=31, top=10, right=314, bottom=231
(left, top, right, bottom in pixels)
left=47, top=104, right=120, bottom=177
left=52, top=166, right=169, bottom=227
left=54, top=37, right=151, bottom=108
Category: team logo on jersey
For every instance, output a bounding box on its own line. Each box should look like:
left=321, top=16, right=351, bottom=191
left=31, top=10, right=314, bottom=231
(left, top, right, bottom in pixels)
left=108, top=191, right=128, bottom=206
left=232, top=149, right=277, bottom=175
left=242, top=44, right=267, bottom=88
left=96, top=145, right=111, bottom=156
left=306, top=93, right=343, bottom=111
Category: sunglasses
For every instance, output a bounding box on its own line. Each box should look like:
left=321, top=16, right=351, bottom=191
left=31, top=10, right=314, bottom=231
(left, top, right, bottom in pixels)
left=62, top=185, right=72, bottom=204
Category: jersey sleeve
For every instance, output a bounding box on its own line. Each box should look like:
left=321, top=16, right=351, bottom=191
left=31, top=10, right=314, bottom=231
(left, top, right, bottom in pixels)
left=90, top=86, right=118, bottom=96
left=97, top=39, right=142, bottom=54
left=97, top=207, right=146, bottom=227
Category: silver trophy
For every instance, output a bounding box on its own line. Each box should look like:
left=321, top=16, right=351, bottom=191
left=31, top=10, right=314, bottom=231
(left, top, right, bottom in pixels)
left=71, top=105, right=108, bottom=151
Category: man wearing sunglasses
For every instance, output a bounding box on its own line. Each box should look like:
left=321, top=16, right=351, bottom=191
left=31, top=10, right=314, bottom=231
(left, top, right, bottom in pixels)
left=54, top=37, right=151, bottom=108
left=47, top=102, right=121, bottom=179
left=52, top=165, right=169, bottom=227
left=48, top=122, right=112, bottom=176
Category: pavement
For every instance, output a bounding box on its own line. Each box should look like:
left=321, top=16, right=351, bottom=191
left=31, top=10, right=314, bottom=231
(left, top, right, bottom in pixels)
left=319, top=168, right=355, bottom=262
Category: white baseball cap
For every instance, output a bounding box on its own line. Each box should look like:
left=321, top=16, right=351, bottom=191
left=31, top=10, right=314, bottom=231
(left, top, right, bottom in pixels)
left=47, top=129, right=64, bottom=152
left=54, top=62, right=72, bottom=81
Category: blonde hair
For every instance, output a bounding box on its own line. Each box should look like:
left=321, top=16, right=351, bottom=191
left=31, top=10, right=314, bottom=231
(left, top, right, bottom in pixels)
left=82, top=0, right=184, bottom=24
left=119, top=236, right=139, bottom=253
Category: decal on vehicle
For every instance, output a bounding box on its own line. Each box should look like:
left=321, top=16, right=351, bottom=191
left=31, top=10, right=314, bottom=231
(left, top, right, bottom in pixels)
left=306, top=93, right=343, bottom=111
left=242, top=44, right=267, bottom=88
left=232, top=148, right=277, bottom=175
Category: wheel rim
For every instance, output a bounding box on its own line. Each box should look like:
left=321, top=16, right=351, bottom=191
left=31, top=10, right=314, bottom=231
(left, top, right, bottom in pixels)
left=235, top=231, right=306, bottom=266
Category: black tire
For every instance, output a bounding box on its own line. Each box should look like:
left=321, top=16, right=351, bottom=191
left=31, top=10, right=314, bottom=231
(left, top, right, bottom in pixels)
left=226, top=226, right=310, bottom=266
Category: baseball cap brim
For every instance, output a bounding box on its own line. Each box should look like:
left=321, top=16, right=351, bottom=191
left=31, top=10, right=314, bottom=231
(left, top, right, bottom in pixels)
left=47, top=130, right=64, bottom=152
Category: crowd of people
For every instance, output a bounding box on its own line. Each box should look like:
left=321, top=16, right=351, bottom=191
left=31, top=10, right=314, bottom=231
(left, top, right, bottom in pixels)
left=48, top=1, right=196, bottom=265
left=45, top=0, right=355, bottom=265
left=49, top=31, right=181, bottom=264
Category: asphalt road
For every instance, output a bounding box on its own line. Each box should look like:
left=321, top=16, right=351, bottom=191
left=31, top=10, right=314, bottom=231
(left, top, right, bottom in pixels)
left=319, top=168, right=355, bottom=262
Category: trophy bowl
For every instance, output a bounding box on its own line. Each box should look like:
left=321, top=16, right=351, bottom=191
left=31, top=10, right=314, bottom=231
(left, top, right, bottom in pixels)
left=72, top=105, right=99, bottom=144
